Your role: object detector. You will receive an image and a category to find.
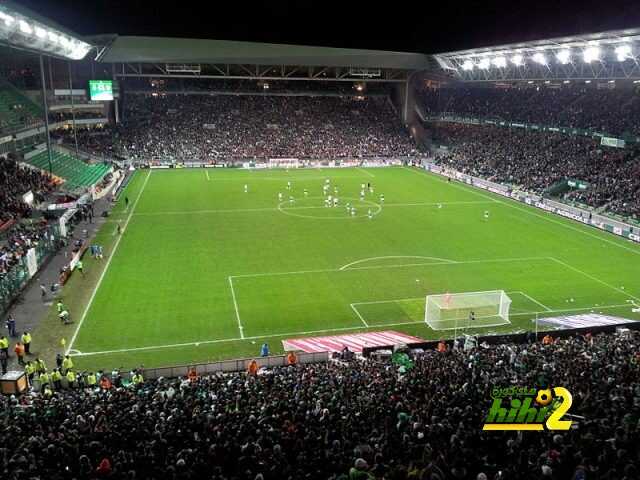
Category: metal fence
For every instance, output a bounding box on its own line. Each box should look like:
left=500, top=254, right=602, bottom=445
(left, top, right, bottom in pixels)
left=143, top=351, right=329, bottom=380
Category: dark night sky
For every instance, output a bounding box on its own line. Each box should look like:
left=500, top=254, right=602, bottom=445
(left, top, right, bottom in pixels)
left=14, top=0, right=640, bottom=54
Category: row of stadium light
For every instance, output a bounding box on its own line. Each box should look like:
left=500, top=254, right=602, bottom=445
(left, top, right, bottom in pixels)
left=0, top=6, right=92, bottom=60
left=458, top=44, right=633, bottom=71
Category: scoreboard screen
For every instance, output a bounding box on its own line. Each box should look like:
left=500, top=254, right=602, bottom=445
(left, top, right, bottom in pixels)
left=88, top=80, right=113, bottom=101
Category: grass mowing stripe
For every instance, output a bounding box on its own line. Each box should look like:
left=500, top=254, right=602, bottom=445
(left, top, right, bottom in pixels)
left=406, top=166, right=640, bottom=257
left=66, top=170, right=152, bottom=354
left=72, top=302, right=631, bottom=357
left=130, top=200, right=495, bottom=217
left=548, top=256, right=640, bottom=303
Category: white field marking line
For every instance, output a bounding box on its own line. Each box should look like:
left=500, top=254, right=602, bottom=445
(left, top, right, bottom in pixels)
left=515, top=290, right=553, bottom=312
left=547, top=256, right=640, bottom=303
left=228, top=276, right=245, bottom=339
left=67, top=169, right=152, bottom=354
left=73, top=302, right=634, bottom=357
left=130, top=200, right=494, bottom=217
left=357, top=167, right=376, bottom=178
left=230, top=256, right=551, bottom=280
left=205, top=170, right=210, bottom=181
left=351, top=290, right=527, bottom=307
left=72, top=323, right=368, bottom=357
left=408, top=166, right=640, bottom=257
left=340, top=255, right=456, bottom=271
left=402, top=166, right=500, bottom=203
left=350, top=303, right=369, bottom=327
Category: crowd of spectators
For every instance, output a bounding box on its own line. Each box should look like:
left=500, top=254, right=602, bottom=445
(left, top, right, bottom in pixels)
left=0, top=155, right=55, bottom=277
left=429, top=123, right=640, bottom=219
left=419, top=86, right=640, bottom=137
left=1, top=330, right=638, bottom=480
left=0, top=155, right=52, bottom=224
left=108, top=94, right=422, bottom=162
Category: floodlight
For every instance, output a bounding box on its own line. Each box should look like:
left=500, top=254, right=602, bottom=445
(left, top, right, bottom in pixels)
left=461, top=60, right=474, bottom=71
left=0, top=5, right=92, bottom=60
left=0, top=11, right=14, bottom=26
left=583, top=46, right=600, bottom=62
left=585, top=80, right=592, bottom=84
left=477, top=58, right=491, bottom=69
left=511, top=54, right=524, bottom=66
left=532, top=52, right=547, bottom=65
left=492, top=56, right=506, bottom=68
left=615, top=44, right=632, bottom=61
left=563, top=80, right=570, bottom=84
left=18, top=19, right=32, bottom=34
left=556, top=49, right=571, bottom=64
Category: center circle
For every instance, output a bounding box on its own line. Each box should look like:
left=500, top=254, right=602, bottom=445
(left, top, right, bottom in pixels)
left=277, top=196, right=382, bottom=219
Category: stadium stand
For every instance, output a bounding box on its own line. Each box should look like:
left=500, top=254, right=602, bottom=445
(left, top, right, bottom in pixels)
left=0, top=81, right=42, bottom=134
left=0, top=155, right=54, bottom=276
left=428, top=123, right=640, bottom=219
left=24, top=150, right=111, bottom=190
left=2, top=331, right=639, bottom=480
left=419, top=85, right=640, bottom=137
left=112, top=94, right=423, bottom=162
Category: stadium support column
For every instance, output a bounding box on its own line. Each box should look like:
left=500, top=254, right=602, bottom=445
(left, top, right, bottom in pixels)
left=112, top=63, right=120, bottom=124
left=68, top=61, right=80, bottom=160
left=39, top=55, right=53, bottom=176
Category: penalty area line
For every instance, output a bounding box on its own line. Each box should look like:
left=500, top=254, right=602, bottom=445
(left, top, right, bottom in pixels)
left=72, top=302, right=634, bottom=357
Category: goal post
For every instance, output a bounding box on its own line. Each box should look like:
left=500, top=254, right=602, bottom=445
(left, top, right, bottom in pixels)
left=425, top=290, right=512, bottom=331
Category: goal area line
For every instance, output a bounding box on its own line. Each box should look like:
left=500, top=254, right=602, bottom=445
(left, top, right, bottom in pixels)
left=73, top=301, right=631, bottom=358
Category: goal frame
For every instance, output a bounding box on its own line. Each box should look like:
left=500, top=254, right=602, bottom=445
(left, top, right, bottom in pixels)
left=424, top=289, right=512, bottom=331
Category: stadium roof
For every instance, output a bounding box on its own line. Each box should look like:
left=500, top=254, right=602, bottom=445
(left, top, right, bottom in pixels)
left=96, top=36, right=431, bottom=70
left=432, top=27, right=640, bottom=82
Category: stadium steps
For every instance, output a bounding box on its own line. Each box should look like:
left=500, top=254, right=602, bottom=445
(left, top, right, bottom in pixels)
left=25, top=150, right=111, bottom=189
left=0, top=82, right=42, bottom=133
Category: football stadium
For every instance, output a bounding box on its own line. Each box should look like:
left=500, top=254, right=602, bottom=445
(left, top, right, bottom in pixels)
left=1, top=1, right=640, bottom=478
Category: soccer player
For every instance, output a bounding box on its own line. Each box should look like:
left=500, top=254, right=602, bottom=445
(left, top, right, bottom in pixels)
left=351, top=207, right=356, bottom=216
left=438, top=203, right=442, bottom=209
left=244, top=184, right=248, bottom=193
left=380, top=194, right=385, bottom=203
left=304, top=189, right=308, bottom=197
left=360, top=190, right=365, bottom=200
left=287, top=181, right=291, bottom=190
left=325, top=198, right=330, bottom=208
left=278, top=192, right=283, bottom=201
left=289, top=196, right=295, bottom=204
left=334, top=186, right=338, bottom=194
left=361, top=183, right=365, bottom=190
left=333, top=197, right=339, bottom=207
left=484, top=210, right=490, bottom=220
left=367, top=209, right=372, bottom=219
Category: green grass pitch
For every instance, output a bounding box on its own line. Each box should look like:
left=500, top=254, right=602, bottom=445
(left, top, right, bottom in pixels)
left=65, top=166, right=640, bottom=370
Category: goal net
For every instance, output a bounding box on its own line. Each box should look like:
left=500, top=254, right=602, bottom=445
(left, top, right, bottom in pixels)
left=269, top=158, right=300, bottom=169
left=425, top=290, right=511, bottom=331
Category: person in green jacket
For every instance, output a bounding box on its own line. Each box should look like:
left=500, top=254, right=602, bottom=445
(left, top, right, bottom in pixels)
left=62, top=355, right=74, bottom=374
left=51, top=369, right=63, bottom=389
left=24, top=361, right=36, bottom=383
left=39, top=371, right=50, bottom=388
left=66, top=370, right=77, bottom=388
left=86, top=372, right=97, bottom=387
left=35, top=357, right=46, bottom=373
left=21, top=332, right=32, bottom=354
